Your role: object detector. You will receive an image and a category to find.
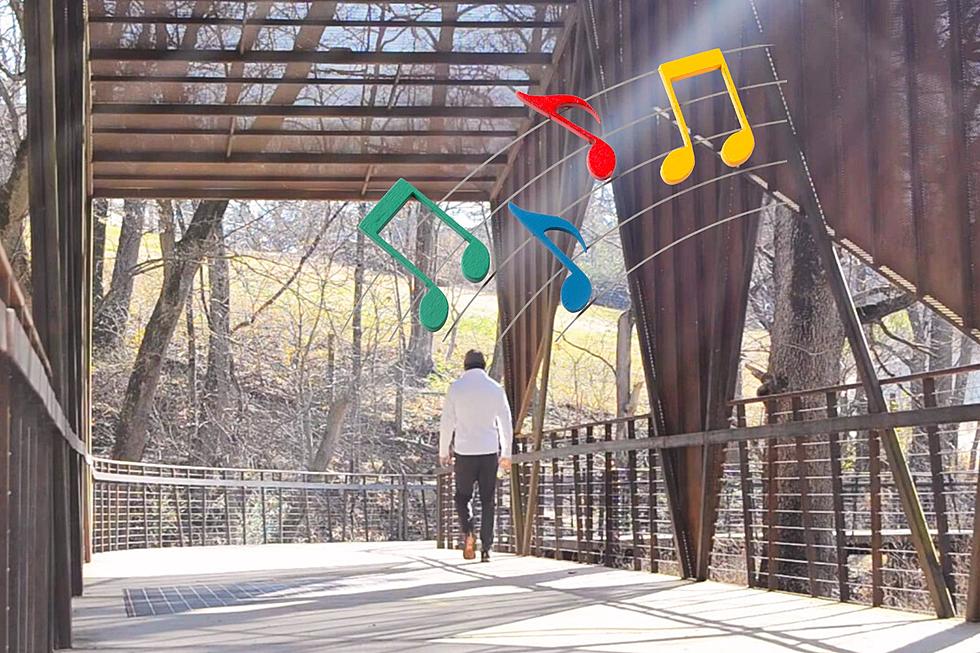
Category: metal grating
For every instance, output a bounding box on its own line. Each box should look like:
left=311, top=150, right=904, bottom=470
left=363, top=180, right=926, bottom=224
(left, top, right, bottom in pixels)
left=122, top=578, right=338, bottom=617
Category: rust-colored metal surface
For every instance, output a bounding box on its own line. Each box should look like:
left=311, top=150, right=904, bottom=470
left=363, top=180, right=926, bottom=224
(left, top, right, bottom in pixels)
left=500, top=0, right=980, bottom=580
left=744, top=0, right=980, bottom=342
left=86, top=1, right=576, bottom=201
left=562, top=1, right=766, bottom=577
left=490, top=11, right=595, bottom=429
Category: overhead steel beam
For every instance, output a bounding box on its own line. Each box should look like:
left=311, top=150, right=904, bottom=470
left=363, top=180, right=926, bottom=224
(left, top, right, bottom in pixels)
left=90, top=48, right=554, bottom=66
left=93, top=127, right=518, bottom=138
left=93, top=151, right=504, bottom=165
left=92, top=188, right=491, bottom=201
left=92, top=103, right=527, bottom=119
left=93, top=173, right=497, bottom=185
left=91, top=75, right=539, bottom=87
left=89, top=17, right=565, bottom=29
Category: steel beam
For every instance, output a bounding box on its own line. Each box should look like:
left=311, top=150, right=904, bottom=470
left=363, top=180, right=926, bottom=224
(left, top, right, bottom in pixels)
left=90, top=17, right=565, bottom=29
left=93, top=127, right=519, bottom=138
left=92, top=75, right=538, bottom=88
left=92, top=151, right=503, bottom=166
left=92, top=103, right=527, bottom=119
left=90, top=48, right=554, bottom=66
left=91, top=188, right=491, bottom=201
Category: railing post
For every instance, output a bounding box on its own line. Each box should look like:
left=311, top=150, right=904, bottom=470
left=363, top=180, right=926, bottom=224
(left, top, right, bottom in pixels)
left=304, top=486, right=311, bottom=543
left=626, top=419, right=640, bottom=571
left=326, top=484, right=335, bottom=543
left=550, top=432, right=563, bottom=560
left=240, top=471, right=247, bottom=545
left=157, top=483, right=163, bottom=548
left=870, top=431, right=883, bottom=607
left=792, top=397, right=818, bottom=597
left=224, top=471, right=232, bottom=545
left=603, top=422, right=614, bottom=568
left=362, top=487, right=370, bottom=541
left=260, top=471, right=267, bottom=545
left=648, top=415, right=660, bottom=573
left=278, top=473, right=285, bottom=543
left=826, top=392, right=849, bottom=602
left=436, top=474, right=445, bottom=549
left=736, top=404, right=755, bottom=587
left=201, top=485, right=208, bottom=547
left=966, top=463, right=980, bottom=621
left=173, top=485, right=184, bottom=547
left=141, top=483, right=149, bottom=549
left=400, top=475, right=408, bottom=541
left=570, top=428, right=583, bottom=562
left=923, top=376, right=955, bottom=597
left=420, top=480, right=430, bottom=541
left=765, top=400, right=777, bottom=591
left=125, top=482, right=131, bottom=550
left=585, top=425, right=595, bottom=562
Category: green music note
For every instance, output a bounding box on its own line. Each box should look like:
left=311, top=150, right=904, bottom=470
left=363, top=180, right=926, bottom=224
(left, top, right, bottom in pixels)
left=359, top=179, right=491, bottom=332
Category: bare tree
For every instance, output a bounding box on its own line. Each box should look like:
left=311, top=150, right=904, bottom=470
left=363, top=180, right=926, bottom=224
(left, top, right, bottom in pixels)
left=111, top=200, right=228, bottom=461
left=0, top=138, right=28, bottom=290
left=94, top=199, right=146, bottom=352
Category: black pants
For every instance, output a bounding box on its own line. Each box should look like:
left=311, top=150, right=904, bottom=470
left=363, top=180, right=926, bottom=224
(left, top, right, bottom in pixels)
left=454, top=453, right=498, bottom=552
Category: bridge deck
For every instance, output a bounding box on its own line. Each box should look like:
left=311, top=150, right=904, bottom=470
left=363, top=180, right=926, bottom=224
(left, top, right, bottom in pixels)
left=70, top=542, right=980, bottom=652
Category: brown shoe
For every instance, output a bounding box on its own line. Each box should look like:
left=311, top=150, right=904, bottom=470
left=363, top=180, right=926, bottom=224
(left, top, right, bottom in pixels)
left=463, top=533, right=476, bottom=560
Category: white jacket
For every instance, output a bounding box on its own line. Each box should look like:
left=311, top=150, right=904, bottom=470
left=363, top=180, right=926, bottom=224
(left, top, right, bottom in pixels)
left=439, top=368, right=513, bottom=458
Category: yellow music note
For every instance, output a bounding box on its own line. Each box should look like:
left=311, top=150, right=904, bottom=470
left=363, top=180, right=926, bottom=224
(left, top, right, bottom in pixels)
left=658, top=48, right=755, bottom=185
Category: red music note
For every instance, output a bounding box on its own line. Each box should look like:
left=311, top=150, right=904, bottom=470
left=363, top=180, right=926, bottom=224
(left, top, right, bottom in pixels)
left=516, top=92, right=617, bottom=181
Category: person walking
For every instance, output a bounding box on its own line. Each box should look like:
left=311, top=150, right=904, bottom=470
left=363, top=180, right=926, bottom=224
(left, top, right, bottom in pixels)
left=439, top=350, right=513, bottom=562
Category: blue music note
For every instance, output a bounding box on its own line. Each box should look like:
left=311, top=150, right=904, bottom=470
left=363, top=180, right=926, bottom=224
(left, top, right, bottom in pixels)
left=509, top=203, right=592, bottom=313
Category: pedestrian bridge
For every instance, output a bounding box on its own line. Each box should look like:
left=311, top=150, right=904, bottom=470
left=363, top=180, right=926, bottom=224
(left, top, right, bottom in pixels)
left=74, top=542, right=980, bottom=652
left=11, top=1, right=980, bottom=651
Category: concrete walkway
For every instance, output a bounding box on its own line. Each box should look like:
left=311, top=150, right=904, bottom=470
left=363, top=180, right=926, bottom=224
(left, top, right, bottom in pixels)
left=70, top=541, right=980, bottom=652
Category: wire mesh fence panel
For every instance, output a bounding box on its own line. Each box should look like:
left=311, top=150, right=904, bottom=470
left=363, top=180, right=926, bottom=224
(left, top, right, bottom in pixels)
left=92, top=460, right=438, bottom=552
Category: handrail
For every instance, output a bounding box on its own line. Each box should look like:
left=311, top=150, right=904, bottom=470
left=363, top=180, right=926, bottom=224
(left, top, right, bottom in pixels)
left=730, top=362, right=980, bottom=407
left=535, top=412, right=653, bottom=439
left=529, top=364, right=980, bottom=439
left=434, top=402, right=980, bottom=473
left=92, top=470, right=435, bottom=491
left=0, top=297, right=83, bottom=454
left=93, top=457, right=432, bottom=480
left=0, top=241, right=53, bottom=376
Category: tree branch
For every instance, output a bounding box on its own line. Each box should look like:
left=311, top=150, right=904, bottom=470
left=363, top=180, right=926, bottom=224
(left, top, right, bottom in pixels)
left=857, top=292, right=916, bottom=324
left=231, top=202, right=347, bottom=334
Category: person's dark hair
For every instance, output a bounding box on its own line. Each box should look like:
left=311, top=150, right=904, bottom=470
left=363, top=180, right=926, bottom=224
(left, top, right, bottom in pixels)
left=463, top=350, right=486, bottom=371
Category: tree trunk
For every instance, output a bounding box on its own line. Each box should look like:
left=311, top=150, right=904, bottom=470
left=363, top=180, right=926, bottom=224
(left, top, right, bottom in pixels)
left=765, top=200, right=845, bottom=595
left=0, top=138, right=30, bottom=293
left=310, top=394, right=353, bottom=472
left=111, top=200, right=228, bottom=461
left=92, top=198, right=108, bottom=306
left=203, top=217, right=233, bottom=463
left=349, top=226, right=365, bottom=472
left=157, top=199, right=177, bottom=287
left=94, top=199, right=146, bottom=352
left=407, top=206, right=435, bottom=378
left=615, top=308, right=634, bottom=439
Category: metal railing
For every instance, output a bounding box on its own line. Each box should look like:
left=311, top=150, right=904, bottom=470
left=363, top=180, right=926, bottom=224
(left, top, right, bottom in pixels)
left=0, top=246, right=84, bottom=651
left=91, top=459, right=438, bottom=552
left=436, top=364, right=980, bottom=619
